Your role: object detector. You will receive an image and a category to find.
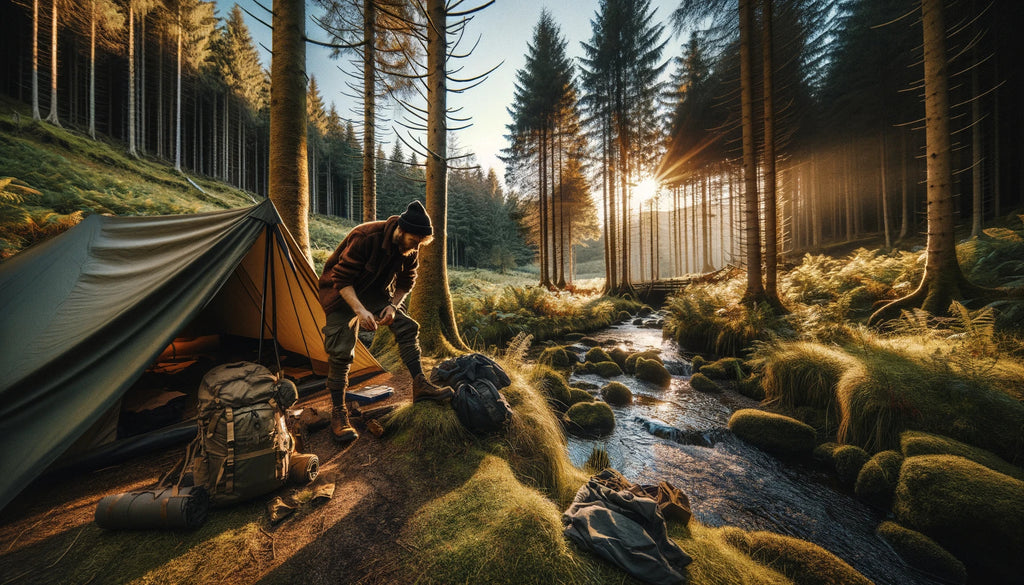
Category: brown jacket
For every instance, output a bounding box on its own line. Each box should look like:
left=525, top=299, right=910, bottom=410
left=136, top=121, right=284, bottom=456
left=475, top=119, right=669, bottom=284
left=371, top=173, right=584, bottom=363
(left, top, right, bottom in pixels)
left=318, top=216, right=418, bottom=314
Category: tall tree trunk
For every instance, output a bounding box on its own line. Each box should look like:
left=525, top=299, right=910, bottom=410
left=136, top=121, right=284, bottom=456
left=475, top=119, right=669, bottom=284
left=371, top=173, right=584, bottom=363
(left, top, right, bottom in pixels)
left=45, top=0, right=60, bottom=126
left=872, top=0, right=984, bottom=323
left=88, top=0, right=96, bottom=139
left=174, top=22, right=182, bottom=172
left=32, top=0, right=40, bottom=120
left=269, top=0, right=311, bottom=259
left=880, top=131, right=892, bottom=248
left=128, top=4, right=137, bottom=156
left=139, top=15, right=146, bottom=153
left=899, top=128, right=909, bottom=241
left=410, top=0, right=468, bottom=355
left=362, top=0, right=377, bottom=221
left=739, top=0, right=763, bottom=302
left=761, top=0, right=779, bottom=304
left=970, top=61, right=983, bottom=238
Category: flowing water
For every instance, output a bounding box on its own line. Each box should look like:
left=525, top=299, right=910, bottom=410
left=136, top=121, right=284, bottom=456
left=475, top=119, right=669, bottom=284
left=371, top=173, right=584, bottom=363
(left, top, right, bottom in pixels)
left=562, top=317, right=943, bottom=585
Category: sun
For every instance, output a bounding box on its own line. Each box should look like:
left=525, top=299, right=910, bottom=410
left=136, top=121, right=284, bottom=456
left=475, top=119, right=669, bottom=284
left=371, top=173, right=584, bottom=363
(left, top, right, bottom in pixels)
left=635, top=177, right=660, bottom=202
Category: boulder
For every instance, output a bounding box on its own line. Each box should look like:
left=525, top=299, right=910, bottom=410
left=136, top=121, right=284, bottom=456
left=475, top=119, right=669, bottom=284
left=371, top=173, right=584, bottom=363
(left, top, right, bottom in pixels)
left=728, top=409, right=816, bottom=456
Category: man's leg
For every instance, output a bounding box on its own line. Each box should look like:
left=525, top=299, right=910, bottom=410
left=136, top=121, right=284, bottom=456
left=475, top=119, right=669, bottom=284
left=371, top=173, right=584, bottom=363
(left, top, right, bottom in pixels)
left=323, top=309, right=358, bottom=443
left=389, top=308, right=453, bottom=402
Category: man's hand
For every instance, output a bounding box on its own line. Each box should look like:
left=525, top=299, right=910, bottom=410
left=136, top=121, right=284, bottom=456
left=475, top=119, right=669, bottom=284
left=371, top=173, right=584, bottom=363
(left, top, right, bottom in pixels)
left=356, top=307, right=378, bottom=331
left=377, top=305, right=397, bottom=326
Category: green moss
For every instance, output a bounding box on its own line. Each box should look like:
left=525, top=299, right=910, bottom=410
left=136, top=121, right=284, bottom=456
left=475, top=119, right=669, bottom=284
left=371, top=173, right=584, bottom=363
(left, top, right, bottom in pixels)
left=567, top=388, right=595, bottom=405
left=721, top=527, right=873, bottom=585
left=690, top=355, right=707, bottom=372
left=727, top=409, right=817, bottom=456
left=900, top=430, right=1024, bottom=481
left=616, top=310, right=631, bottom=322
left=599, top=382, right=632, bottom=406
left=608, top=347, right=629, bottom=369
left=584, top=346, right=612, bottom=364
left=689, top=372, right=721, bottom=393
left=833, top=444, right=870, bottom=485
left=737, top=374, right=765, bottom=400
left=538, top=345, right=576, bottom=369
left=854, top=450, right=904, bottom=510
left=593, top=360, right=623, bottom=378
left=876, top=522, right=966, bottom=585
left=638, top=305, right=654, bottom=317
left=533, top=365, right=572, bottom=410
left=894, top=455, right=1024, bottom=584
left=579, top=337, right=600, bottom=347
left=564, top=401, right=616, bottom=438
left=624, top=350, right=662, bottom=374
left=812, top=442, right=840, bottom=467
left=703, top=358, right=745, bottom=381
left=635, top=357, right=672, bottom=388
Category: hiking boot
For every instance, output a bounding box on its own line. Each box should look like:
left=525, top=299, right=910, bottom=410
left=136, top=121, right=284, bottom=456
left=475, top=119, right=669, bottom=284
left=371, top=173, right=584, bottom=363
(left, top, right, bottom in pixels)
left=330, top=405, right=359, bottom=444
left=412, top=373, right=454, bottom=403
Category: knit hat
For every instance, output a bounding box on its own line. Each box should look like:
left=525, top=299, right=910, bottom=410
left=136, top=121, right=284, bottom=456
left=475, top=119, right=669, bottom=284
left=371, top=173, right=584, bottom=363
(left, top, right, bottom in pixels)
left=398, top=200, right=432, bottom=236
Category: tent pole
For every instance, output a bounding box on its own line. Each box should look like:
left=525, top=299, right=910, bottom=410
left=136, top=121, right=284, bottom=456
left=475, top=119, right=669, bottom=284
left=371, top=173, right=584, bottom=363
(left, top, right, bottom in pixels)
left=258, top=225, right=272, bottom=364
left=269, top=227, right=282, bottom=373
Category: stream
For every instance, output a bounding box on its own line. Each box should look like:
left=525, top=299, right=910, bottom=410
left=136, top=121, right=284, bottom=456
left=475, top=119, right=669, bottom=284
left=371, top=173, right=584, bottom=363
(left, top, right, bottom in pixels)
left=562, top=317, right=943, bottom=585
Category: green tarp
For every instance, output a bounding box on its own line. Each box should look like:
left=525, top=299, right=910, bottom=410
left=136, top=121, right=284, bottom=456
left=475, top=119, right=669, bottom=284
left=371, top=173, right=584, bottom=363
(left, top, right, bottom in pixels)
left=0, top=199, right=382, bottom=511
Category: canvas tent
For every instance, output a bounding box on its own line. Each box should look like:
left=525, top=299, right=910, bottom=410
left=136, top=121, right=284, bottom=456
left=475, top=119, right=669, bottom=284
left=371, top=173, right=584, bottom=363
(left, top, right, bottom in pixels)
left=0, top=199, right=383, bottom=510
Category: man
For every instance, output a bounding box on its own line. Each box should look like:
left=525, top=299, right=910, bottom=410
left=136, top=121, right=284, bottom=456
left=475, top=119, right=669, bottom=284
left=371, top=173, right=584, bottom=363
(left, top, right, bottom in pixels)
left=318, top=200, right=454, bottom=443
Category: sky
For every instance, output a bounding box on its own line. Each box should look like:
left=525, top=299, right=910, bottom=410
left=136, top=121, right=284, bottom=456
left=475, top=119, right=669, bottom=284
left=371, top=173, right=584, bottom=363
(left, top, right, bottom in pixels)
left=224, top=0, right=684, bottom=182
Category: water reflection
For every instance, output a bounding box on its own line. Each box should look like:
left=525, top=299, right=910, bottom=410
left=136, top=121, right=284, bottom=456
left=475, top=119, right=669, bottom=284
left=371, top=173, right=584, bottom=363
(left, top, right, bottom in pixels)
left=562, top=317, right=942, bottom=585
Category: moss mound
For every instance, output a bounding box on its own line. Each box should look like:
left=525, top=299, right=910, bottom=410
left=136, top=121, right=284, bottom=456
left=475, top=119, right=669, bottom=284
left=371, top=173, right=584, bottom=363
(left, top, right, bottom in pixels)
left=624, top=350, right=662, bottom=374
left=833, top=444, right=870, bottom=485
left=699, top=362, right=727, bottom=379
left=578, top=336, right=600, bottom=347
left=854, top=450, right=904, bottom=510
left=564, top=401, right=615, bottom=438
left=876, top=521, right=967, bottom=585
left=893, top=454, right=1024, bottom=584
left=812, top=442, right=841, bottom=467
left=608, top=347, right=629, bottom=369
left=538, top=345, right=576, bottom=369
left=534, top=365, right=572, bottom=410
left=599, top=382, right=633, bottom=406
left=721, top=527, right=872, bottom=585
left=755, top=341, right=852, bottom=413
left=567, top=388, right=595, bottom=405
left=728, top=409, right=817, bottom=457
left=689, top=372, right=721, bottom=393
left=635, top=357, right=672, bottom=388
left=690, top=355, right=707, bottom=372
left=737, top=374, right=765, bottom=400
left=594, top=360, right=623, bottom=378
left=584, top=347, right=612, bottom=364
left=900, top=430, right=1024, bottom=481
left=616, top=310, right=631, bottom=322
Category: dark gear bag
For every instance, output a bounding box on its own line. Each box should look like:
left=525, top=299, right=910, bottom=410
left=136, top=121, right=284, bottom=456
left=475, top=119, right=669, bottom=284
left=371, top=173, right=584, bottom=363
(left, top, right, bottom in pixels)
left=432, top=353, right=513, bottom=434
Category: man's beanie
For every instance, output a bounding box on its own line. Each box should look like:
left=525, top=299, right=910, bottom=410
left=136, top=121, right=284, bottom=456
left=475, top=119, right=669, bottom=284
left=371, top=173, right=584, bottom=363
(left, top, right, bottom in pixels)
left=398, top=200, right=433, bottom=236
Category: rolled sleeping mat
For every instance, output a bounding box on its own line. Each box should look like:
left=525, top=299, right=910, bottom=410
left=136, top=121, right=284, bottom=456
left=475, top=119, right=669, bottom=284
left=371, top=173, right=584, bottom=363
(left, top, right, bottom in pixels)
left=94, top=486, right=209, bottom=530
left=289, top=453, right=319, bottom=484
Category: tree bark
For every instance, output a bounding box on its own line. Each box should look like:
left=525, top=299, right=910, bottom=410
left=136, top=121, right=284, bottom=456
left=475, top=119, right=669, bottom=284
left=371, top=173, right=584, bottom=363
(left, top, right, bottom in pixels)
left=128, top=3, right=136, bottom=155
left=761, top=0, right=780, bottom=304
left=269, top=0, right=311, bottom=259
left=409, top=0, right=468, bottom=356
left=362, top=0, right=377, bottom=222
left=32, top=0, right=40, bottom=120
left=45, top=0, right=60, bottom=126
left=739, top=0, right=763, bottom=303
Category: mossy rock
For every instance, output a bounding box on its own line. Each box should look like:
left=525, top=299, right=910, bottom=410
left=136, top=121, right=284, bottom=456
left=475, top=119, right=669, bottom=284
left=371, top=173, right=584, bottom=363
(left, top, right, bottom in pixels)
left=600, top=382, right=632, bottom=406
left=567, top=388, right=595, bottom=405
left=594, top=360, right=623, bottom=378
left=812, top=442, right=841, bottom=467
left=624, top=350, right=662, bottom=374
left=564, top=401, right=615, bottom=438
left=535, top=365, right=571, bottom=410
left=616, top=310, right=631, bottom=322
left=727, top=409, right=817, bottom=456
left=608, top=347, right=629, bottom=369
left=737, top=374, right=765, bottom=400
left=717, top=356, right=750, bottom=375
left=635, top=357, right=672, bottom=388
left=638, top=305, right=654, bottom=317
left=876, top=522, right=967, bottom=585
left=894, top=454, right=1024, bottom=584
left=690, top=355, right=707, bottom=372
left=834, top=444, right=871, bottom=485
left=900, top=430, right=1024, bottom=481
left=584, top=346, right=612, bottom=364
left=538, top=345, right=576, bottom=369
left=579, top=337, right=600, bottom=347
left=689, top=372, right=721, bottom=393
left=721, top=527, right=873, bottom=585
left=570, top=381, right=599, bottom=391
left=854, top=450, right=904, bottom=510
left=564, top=332, right=584, bottom=341
left=703, top=357, right=744, bottom=380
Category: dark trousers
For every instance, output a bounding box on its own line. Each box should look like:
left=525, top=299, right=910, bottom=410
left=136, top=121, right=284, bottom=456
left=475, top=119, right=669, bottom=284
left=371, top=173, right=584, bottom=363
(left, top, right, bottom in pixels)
left=322, top=290, right=422, bottom=403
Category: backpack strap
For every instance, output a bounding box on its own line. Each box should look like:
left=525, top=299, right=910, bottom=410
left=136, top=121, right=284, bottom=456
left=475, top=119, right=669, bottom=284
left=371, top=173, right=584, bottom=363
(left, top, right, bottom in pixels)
left=213, top=407, right=236, bottom=496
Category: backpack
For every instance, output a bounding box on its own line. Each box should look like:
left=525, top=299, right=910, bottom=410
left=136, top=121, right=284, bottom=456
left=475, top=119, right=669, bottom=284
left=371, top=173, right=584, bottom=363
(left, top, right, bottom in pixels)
left=191, top=361, right=302, bottom=506
left=432, top=353, right=513, bottom=434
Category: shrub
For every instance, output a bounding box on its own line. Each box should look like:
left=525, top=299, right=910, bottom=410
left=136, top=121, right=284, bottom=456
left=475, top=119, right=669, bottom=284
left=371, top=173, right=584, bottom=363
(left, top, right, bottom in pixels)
left=833, top=444, right=870, bottom=485
left=567, top=388, right=595, bottom=405
left=721, top=527, right=873, bottom=585
left=876, top=522, right=966, bottom=585
left=728, top=409, right=817, bottom=456
left=533, top=365, right=571, bottom=410
left=689, top=373, right=721, bottom=393
left=600, top=382, right=632, bottom=406
left=564, top=402, right=615, bottom=438
left=584, top=347, right=612, bottom=364
left=854, top=450, right=904, bottom=510
left=538, top=345, right=576, bottom=369
left=635, top=357, right=672, bottom=388
left=894, top=455, right=1024, bottom=584
left=753, top=341, right=853, bottom=414
left=900, top=430, right=1024, bottom=481
left=737, top=374, right=765, bottom=400
left=624, top=350, right=662, bottom=374
left=594, top=361, right=623, bottom=378
left=584, top=447, right=611, bottom=473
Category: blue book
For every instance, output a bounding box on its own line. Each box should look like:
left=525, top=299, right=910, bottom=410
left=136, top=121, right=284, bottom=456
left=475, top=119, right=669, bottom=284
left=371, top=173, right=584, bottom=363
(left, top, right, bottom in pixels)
left=347, top=384, right=394, bottom=404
